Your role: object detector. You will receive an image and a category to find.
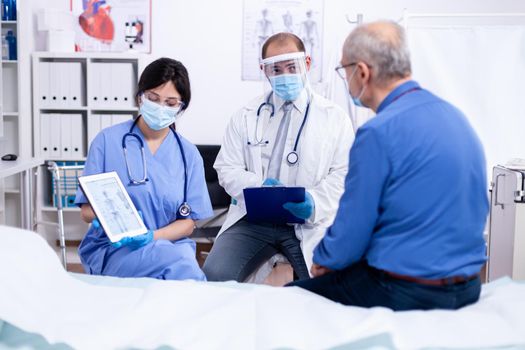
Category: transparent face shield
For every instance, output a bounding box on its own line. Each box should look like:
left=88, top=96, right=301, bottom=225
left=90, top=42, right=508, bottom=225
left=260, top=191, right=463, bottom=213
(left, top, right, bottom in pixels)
left=260, top=52, right=311, bottom=105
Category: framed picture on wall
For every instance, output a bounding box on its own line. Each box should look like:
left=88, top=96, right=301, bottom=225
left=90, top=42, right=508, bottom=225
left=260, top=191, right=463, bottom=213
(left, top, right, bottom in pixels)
left=70, top=0, right=152, bottom=52
left=242, top=0, right=324, bottom=82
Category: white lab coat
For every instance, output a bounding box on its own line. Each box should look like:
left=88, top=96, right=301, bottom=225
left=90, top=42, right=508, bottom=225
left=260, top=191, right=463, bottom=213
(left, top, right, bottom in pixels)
left=214, top=90, right=354, bottom=277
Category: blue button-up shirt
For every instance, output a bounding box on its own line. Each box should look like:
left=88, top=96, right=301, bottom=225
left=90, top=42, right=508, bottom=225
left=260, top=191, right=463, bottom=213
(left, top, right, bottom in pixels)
left=314, top=80, right=488, bottom=278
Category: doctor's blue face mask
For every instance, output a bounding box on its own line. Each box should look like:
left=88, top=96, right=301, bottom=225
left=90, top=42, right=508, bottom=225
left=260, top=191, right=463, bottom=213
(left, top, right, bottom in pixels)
left=139, top=94, right=182, bottom=131
left=269, top=74, right=304, bottom=101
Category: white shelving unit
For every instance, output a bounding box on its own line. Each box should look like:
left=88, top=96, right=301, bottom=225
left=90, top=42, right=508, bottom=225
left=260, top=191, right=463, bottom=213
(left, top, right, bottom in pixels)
left=0, top=19, right=21, bottom=226
left=32, top=52, right=142, bottom=242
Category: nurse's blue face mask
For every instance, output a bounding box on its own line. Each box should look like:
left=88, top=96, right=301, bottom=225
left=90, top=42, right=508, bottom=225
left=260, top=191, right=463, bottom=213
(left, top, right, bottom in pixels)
left=139, top=93, right=183, bottom=131
left=269, top=74, right=305, bottom=101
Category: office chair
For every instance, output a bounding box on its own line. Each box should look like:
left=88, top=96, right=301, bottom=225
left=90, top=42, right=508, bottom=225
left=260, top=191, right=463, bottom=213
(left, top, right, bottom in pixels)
left=191, top=145, right=230, bottom=265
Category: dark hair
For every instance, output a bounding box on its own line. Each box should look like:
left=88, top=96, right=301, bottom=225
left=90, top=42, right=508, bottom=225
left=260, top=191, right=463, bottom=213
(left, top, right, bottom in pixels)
left=136, top=57, right=191, bottom=110
left=261, top=32, right=305, bottom=59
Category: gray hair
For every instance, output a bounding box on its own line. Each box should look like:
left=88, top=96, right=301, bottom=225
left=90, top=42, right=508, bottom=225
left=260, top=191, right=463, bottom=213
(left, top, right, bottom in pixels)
left=343, top=20, right=411, bottom=84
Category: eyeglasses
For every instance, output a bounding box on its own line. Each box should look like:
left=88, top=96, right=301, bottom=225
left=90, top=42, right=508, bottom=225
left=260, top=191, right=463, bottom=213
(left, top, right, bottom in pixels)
left=334, top=62, right=357, bottom=80
left=143, top=90, right=185, bottom=108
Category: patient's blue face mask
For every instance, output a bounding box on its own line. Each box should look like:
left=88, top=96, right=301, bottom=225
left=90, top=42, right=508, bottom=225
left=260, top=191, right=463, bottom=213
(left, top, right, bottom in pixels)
left=140, top=97, right=181, bottom=131
left=269, top=74, right=305, bottom=101
left=347, top=67, right=367, bottom=108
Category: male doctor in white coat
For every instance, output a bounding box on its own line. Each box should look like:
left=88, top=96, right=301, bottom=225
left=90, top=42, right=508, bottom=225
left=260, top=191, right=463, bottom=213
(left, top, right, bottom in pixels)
left=203, top=32, right=354, bottom=282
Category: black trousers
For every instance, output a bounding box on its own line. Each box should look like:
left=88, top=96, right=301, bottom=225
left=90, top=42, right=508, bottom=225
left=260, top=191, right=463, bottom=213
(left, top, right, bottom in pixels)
left=287, top=261, right=481, bottom=311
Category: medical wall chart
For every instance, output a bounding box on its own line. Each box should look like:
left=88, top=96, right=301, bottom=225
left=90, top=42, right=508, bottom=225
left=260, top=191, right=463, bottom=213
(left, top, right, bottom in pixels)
left=70, top=0, right=151, bottom=52
left=242, top=0, right=324, bottom=82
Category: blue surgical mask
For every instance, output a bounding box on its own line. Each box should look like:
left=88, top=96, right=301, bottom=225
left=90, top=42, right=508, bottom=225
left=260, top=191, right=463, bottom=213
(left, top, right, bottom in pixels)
left=352, top=95, right=365, bottom=107
left=347, top=68, right=367, bottom=108
left=269, top=74, right=304, bottom=101
left=139, top=98, right=181, bottom=131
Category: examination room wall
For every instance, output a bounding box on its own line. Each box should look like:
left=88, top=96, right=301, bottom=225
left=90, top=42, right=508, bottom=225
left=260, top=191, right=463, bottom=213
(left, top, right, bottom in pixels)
left=26, top=0, right=525, bottom=170
left=140, top=0, right=525, bottom=174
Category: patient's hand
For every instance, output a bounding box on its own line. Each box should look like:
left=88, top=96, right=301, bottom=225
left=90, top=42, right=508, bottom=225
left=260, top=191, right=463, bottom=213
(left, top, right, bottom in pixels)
left=311, top=263, right=332, bottom=277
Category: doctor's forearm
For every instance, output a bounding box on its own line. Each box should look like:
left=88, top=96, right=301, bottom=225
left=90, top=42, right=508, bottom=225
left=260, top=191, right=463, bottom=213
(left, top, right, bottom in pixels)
left=153, top=219, right=195, bottom=241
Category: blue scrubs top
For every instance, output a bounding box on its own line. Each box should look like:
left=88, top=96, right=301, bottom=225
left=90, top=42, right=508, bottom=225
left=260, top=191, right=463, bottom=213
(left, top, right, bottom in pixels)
left=314, top=81, right=488, bottom=279
left=75, top=120, right=213, bottom=280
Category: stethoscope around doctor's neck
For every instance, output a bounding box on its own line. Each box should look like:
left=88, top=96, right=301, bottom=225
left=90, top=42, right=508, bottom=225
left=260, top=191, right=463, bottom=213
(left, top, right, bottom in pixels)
left=121, top=116, right=191, bottom=218
left=249, top=92, right=311, bottom=165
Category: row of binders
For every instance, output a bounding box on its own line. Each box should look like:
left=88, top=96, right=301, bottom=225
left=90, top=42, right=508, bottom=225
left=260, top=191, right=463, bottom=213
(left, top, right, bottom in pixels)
left=38, top=62, right=85, bottom=108
left=40, top=113, right=85, bottom=159
left=37, top=61, right=136, bottom=109
left=87, top=114, right=133, bottom=146
left=89, top=62, right=136, bottom=108
left=40, top=113, right=133, bottom=160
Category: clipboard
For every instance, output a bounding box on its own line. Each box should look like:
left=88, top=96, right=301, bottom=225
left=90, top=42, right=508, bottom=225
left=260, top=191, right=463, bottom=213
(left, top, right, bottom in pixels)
left=243, top=186, right=305, bottom=224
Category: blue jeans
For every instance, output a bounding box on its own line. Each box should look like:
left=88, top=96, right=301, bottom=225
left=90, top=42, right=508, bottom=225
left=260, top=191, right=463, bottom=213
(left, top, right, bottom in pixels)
left=287, top=261, right=481, bottom=311
left=203, top=218, right=309, bottom=282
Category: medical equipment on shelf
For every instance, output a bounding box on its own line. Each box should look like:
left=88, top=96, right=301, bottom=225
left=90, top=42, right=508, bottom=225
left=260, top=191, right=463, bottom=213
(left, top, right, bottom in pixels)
left=249, top=92, right=311, bottom=165
left=47, top=161, right=85, bottom=269
left=50, top=161, right=85, bottom=208
left=487, top=161, right=525, bottom=281
left=121, top=116, right=191, bottom=217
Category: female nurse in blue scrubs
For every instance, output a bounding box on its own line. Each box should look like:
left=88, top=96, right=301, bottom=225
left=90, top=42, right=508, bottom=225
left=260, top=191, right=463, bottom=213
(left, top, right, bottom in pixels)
left=75, top=57, right=213, bottom=280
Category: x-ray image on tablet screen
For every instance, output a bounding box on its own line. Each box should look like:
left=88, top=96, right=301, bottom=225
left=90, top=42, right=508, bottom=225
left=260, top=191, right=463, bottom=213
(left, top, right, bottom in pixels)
left=78, top=172, right=147, bottom=242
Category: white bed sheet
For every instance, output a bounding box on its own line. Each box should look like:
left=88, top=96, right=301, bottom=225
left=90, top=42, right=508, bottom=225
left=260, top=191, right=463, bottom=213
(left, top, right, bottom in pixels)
left=1, top=225, right=525, bottom=350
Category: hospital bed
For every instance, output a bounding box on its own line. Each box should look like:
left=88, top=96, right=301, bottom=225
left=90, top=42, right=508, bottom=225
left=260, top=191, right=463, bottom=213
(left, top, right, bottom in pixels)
left=1, top=225, right=525, bottom=350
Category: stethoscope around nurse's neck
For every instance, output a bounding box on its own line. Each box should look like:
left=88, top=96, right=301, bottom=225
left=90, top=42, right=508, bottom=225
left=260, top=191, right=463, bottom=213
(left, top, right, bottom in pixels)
left=121, top=116, right=191, bottom=218
left=248, top=92, right=311, bottom=166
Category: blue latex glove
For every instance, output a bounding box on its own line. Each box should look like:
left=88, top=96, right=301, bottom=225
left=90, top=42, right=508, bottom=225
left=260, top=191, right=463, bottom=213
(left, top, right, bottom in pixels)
left=283, top=191, right=315, bottom=220
left=91, top=218, right=101, bottom=229
left=110, top=210, right=154, bottom=249
left=263, top=178, right=283, bottom=186
left=112, top=230, right=154, bottom=249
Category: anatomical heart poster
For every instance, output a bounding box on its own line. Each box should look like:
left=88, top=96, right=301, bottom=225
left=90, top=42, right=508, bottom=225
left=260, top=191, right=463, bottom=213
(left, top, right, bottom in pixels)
left=70, top=0, right=151, bottom=52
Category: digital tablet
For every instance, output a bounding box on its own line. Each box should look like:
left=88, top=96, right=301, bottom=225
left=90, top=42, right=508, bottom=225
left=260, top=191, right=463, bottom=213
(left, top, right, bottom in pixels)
left=78, top=171, right=148, bottom=242
left=243, top=186, right=305, bottom=224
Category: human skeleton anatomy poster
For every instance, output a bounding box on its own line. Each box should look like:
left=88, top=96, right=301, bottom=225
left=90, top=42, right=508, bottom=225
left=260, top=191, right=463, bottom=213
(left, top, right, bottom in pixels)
left=242, top=0, right=324, bottom=82
left=71, top=0, right=151, bottom=52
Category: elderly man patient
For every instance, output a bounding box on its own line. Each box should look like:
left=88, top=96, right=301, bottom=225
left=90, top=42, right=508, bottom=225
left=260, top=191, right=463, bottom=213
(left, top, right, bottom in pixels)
left=287, top=21, right=488, bottom=311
